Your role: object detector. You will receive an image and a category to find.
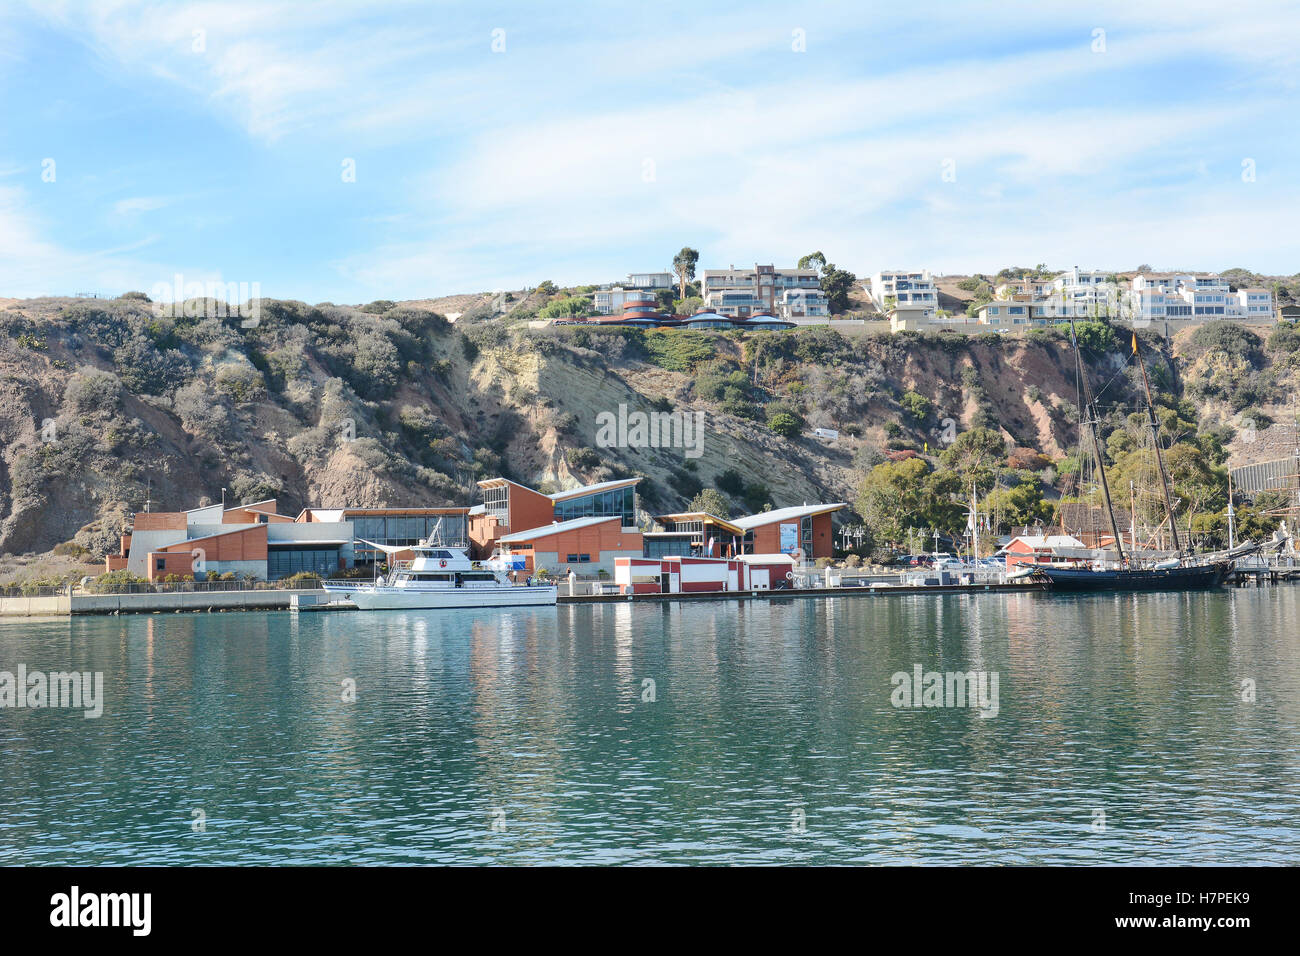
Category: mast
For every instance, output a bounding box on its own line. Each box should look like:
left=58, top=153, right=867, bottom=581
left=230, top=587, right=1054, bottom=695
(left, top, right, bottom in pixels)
left=1129, top=480, right=1137, bottom=553
left=1227, top=468, right=1236, bottom=551
left=1131, top=332, right=1182, bottom=554
left=1070, top=321, right=1126, bottom=563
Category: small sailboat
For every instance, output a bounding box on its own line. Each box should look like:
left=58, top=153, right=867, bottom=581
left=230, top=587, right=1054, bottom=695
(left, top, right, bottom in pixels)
left=1032, top=323, right=1231, bottom=592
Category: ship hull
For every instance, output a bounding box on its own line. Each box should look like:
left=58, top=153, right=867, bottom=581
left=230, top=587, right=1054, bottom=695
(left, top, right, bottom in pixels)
left=1034, top=562, right=1230, bottom=592
left=323, top=584, right=558, bottom=609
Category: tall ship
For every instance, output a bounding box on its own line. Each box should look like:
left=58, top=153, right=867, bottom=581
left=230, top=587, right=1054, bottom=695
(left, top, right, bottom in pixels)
left=1032, top=322, right=1233, bottom=592
left=322, top=541, right=557, bottom=610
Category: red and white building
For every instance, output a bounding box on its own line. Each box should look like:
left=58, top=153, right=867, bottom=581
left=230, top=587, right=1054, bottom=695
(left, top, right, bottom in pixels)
left=1000, top=533, right=1090, bottom=572
left=613, top=554, right=796, bottom=594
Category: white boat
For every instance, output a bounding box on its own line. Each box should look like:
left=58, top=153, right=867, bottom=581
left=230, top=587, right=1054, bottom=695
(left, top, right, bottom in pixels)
left=322, top=540, right=556, bottom=610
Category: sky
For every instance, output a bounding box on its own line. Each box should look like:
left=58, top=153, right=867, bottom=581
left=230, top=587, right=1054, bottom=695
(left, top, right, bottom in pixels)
left=1, top=0, right=1298, bottom=303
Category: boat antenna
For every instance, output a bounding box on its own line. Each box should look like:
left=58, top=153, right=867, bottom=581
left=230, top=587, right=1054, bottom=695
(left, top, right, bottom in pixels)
left=1070, top=320, right=1126, bottom=563
left=1131, top=331, right=1182, bottom=555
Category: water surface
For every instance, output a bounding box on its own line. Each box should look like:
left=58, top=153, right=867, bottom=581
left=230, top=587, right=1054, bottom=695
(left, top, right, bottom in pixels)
left=1, top=589, right=1297, bottom=864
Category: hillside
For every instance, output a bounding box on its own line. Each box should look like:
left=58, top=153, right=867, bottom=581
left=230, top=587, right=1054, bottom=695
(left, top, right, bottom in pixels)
left=1, top=290, right=1298, bottom=582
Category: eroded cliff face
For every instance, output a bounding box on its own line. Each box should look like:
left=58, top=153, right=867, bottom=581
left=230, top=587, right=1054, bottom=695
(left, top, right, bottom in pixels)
left=0, top=293, right=1271, bottom=566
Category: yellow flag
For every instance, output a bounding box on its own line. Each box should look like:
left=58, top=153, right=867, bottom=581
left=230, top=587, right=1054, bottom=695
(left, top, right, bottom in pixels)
left=1131, top=332, right=1138, bottom=353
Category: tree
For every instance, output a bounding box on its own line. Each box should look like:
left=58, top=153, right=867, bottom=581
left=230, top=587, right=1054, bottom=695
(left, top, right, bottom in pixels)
left=798, top=251, right=827, bottom=272
left=856, top=458, right=963, bottom=546
left=899, top=390, right=931, bottom=421
left=820, top=263, right=858, bottom=313
left=938, top=426, right=1007, bottom=492
left=984, top=479, right=1052, bottom=532
left=688, top=488, right=731, bottom=517
left=673, top=247, right=700, bottom=301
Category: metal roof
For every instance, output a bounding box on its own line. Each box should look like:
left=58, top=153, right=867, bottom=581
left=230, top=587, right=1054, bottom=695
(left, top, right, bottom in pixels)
left=730, top=503, right=847, bottom=530
left=547, top=477, right=640, bottom=501
left=498, top=515, right=622, bottom=544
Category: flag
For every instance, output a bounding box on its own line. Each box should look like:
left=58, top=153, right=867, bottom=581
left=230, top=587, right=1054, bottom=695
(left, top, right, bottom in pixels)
left=1132, top=332, right=1138, bottom=354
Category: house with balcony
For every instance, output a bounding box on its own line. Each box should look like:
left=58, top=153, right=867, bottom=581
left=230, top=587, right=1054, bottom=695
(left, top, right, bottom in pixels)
left=700, top=264, right=822, bottom=317
left=1126, top=273, right=1273, bottom=324
left=867, top=270, right=938, bottom=319
left=778, top=287, right=830, bottom=319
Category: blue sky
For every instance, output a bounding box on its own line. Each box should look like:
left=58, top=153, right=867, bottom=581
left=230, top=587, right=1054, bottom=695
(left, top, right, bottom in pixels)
left=1, top=0, right=1298, bottom=303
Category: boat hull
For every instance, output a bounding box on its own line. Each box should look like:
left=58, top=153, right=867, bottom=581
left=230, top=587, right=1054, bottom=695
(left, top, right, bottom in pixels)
left=323, top=584, right=558, bottom=610
left=1034, top=562, right=1230, bottom=592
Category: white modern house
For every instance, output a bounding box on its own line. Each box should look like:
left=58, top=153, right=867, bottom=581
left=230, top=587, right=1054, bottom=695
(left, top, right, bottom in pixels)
left=778, top=287, right=830, bottom=319
left=988, top=268, right=1122, bottom=323
left=626, top=271, right=673, bottom=290
left=593, top=271, right=675, bottom=314
left=867, top=270, right=938, bottom=319
left=1126, top=273, right=1273, bottom=323
left=700, top=264, right=822, bottom=317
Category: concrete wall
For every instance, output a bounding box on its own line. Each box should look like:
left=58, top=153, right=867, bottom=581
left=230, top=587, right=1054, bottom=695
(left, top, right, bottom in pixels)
left=3, top=588, right=325, bottom=616
left=0, top=594, right=72, bottom=616
left=70, top=588, right=321, bottom=615
left=126, top=529, right=190, bottom=575
left=266, top=521, right=356, bottom=566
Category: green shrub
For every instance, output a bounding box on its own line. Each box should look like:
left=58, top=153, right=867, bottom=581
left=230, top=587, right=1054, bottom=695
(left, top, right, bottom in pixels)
left=642, top=330, right=715, bottom=372
left=768, top=411, right=801, bottom=438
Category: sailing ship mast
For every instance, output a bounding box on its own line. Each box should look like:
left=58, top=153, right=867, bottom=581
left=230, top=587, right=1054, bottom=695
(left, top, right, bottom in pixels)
left=1131, top=333, right=1182, bottom=555
left=1070, top=321, right=1127, bottom=564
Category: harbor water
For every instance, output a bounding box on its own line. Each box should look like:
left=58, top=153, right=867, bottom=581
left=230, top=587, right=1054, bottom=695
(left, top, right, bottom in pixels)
left=1, top=588, right=1297, bottom=864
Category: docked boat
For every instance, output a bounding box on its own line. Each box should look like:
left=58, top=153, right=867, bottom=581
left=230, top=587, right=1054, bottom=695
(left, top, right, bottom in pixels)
left=322, top=541, right=556, bottom=610
left=1035, top=322, right=1232, bottom=593
left=1030, top=561, right=1230, bottom=591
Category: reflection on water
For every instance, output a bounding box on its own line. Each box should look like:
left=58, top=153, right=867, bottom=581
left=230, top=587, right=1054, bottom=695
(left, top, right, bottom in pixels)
left=1, top=588, right=1297, bottom=864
